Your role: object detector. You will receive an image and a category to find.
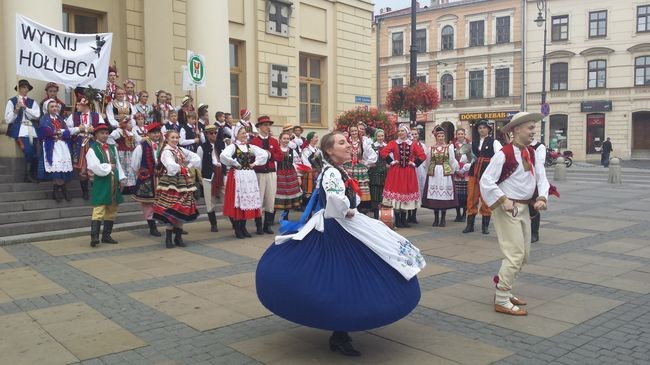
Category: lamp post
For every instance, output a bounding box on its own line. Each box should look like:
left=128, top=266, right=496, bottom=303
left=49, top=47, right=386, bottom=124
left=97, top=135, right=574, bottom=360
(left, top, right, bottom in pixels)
left=535, top=0, right=548, bottom=145
left=409, top=0, right=418, bottom=126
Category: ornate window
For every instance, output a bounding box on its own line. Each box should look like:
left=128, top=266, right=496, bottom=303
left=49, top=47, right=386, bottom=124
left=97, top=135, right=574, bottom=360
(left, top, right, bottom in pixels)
left=441, top=26, right=454, bottom=50
left=440, top=74, right=453, bottom=101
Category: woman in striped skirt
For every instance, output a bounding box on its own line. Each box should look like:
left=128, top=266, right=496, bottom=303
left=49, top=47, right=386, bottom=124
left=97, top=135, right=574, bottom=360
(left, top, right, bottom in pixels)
left=342, top=124, right=377, bottom=213
left=153, top=130, right=201, bottom=248
left=275, top=131, right=303, bottom=218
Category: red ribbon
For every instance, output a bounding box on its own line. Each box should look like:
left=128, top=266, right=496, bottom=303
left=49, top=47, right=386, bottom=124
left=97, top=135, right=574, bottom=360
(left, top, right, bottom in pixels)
left=344, top=178, right=362, bottom=197
left=522, top=147, right=535, bottom=176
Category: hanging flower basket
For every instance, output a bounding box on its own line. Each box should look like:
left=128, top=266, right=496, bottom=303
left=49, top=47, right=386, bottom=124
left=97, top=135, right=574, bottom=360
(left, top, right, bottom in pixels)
left=385, top=81, right=440, bottom=115
left=334, top=106, right=398, bottom=140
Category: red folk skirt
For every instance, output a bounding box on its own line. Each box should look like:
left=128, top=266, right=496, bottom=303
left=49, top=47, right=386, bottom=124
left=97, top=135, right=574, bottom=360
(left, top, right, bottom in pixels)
left=382, top=165, right=420, bottom=203
left=223, top=169, right=262, bottom=220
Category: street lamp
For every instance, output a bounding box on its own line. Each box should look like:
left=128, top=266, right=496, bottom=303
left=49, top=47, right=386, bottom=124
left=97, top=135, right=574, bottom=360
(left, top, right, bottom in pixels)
left=409, top=0, right=418, bottom=126
left=535, top=0, right=548, bottom=145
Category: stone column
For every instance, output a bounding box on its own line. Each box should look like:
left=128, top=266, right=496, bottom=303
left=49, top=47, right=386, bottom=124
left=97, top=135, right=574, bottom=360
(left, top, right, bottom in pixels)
left=186, top=0, right=231, bottom=111
left=143, top=0, right=176, bottom=100
left=1, top=0, right=63, bottom=159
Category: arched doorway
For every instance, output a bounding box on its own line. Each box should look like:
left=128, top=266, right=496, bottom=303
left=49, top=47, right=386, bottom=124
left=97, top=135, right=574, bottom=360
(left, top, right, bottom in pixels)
left=632, top=112, right=650, bottom=154
left=440, top=121, right=455, bottom=143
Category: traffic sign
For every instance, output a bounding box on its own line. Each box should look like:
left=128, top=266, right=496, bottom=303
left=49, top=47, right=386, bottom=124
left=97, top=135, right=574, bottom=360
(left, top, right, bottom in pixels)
left=541, top=102, right=550, bottom=116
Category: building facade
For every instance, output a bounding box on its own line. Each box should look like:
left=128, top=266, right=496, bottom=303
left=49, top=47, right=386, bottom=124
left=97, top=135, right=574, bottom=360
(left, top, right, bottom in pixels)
left=1, top=0, right=374, bottom=161
left=376, top=0, right=523, bottom=143
left=525, top=0, right=650, bottom=161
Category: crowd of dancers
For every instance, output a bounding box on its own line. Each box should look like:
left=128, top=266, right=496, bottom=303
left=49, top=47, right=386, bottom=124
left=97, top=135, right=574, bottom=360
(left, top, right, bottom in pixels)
left=5, top=70, right=553, bottom=357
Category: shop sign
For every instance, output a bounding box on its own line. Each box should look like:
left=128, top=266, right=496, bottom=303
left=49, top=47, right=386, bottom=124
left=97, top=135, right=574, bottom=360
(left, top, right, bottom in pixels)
left=458, top=111, right=518, bottom=121
left=581, top=100, right=612, bottom=113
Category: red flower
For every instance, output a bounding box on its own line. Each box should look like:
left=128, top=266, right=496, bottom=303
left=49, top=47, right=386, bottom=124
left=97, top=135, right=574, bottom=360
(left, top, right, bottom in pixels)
left=385, top=81, right=439, bottom=114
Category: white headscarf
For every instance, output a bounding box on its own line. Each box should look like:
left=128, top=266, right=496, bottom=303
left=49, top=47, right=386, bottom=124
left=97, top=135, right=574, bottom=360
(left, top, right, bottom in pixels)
left=42, top=98, right=57, bottom=115
left=396, top=123, right=412, bottom=144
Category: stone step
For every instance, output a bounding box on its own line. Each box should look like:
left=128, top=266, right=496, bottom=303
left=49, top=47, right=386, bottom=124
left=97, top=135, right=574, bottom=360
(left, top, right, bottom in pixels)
left=0, top=181, right=82, bottom=193
left=0, top=196, right=94, bottom=213
left=0, top=175, right=14, bottom=183
left=0, top=202, right=144, bottom=225
left=0, top=188, right=83, bottom=202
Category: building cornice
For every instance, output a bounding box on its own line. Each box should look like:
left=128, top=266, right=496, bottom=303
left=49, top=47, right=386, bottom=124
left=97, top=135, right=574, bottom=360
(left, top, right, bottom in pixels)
left=579, top=47, right=615, bottom=56
left=627, top=43, right=650, bottom=53
left=547, top=50, right=576, bottom=59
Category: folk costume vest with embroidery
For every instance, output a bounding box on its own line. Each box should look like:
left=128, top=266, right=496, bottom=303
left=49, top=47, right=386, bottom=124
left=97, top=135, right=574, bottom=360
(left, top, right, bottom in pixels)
left=427, top=144, right=453, bottom=176
left=90, top=143, right=123, bottom=206
left=496, top=143, right=536, bottom=185
left=232, top=145, right=256, bottom=170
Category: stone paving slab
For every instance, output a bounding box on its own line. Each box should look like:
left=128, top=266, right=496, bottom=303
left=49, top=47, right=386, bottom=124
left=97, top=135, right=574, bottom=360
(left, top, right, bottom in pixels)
left=32, top=231, right=158, bottom=256
left=0, top=247, right=16, bottom=264
left=0, top=266, right=67, bottom=301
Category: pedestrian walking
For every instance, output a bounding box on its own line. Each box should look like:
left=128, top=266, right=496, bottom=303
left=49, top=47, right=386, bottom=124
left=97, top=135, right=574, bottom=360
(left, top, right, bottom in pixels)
left=601, top=137, right=613, bottom=167
left=480, top=112, right=550, bottom=316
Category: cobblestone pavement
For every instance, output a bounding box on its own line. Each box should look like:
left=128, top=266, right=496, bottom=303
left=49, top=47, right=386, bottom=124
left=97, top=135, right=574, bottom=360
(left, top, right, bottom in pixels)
left=1, top=169, right=649, bottom=365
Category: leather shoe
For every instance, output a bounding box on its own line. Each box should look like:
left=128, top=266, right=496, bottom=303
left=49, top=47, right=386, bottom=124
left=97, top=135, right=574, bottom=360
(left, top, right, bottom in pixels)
left=510, top=296, right=527, bottom=306
left=494, top=304, right=527, bottom=316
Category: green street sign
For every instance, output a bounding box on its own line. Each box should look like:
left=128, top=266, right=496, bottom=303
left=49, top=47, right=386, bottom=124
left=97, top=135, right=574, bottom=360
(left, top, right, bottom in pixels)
left=188, top=53, right=205, bottom=84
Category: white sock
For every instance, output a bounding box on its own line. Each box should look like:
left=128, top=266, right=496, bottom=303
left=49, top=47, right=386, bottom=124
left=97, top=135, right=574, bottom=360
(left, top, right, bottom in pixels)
left=495, top=290, right=517, bottom=310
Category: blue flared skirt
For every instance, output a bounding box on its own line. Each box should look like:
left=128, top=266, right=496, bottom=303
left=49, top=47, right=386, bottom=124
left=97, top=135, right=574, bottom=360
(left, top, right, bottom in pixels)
left=256, top=218, right=421, bottom=332
left=37, top=156, right=73, bottom=181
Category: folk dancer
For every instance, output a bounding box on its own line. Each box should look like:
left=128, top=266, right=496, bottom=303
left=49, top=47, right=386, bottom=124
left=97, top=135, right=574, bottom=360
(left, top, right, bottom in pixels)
left=480, top=112, right=550, bottom=316
left=179, top=111, right=202, bottom=152
left=250, top=116, right=283, bottom=234
left=342, top=124, right=377, bottom=213
left=410, top=127, right=427, bottom=224
left=4, top=79, right=41, bottom=182
left=421, top=126, right=459, bottom=227
left=220, top=125, right=269, bottom=239
left=40, top=82, right=66, bottom=115
left=238, top=108, right=258, bottom=138
left=197, top=124, right=224, bottom=232
left=463, top=120, right=502, bottom=234
left=197, top=104, right=210, bottom=132
left=177, top=95, right=194, bottom=127
left=106, top=86, right=135, bottom=129
left=131, top=122, right=163, bottom=237
left=66, top=97, right=105, bottom=200
left=153, top=130, right=201, bottom=248
left=86, top=124, right=126, bottom=247
left=452, top=128, right=472, bottom=222
left=256, top=131, right=426, bottom=357
left=110, top=115, right=141, bottom=194
left=368, top=129, right=388, bottom=220
left=133, top=112, right=147, bottom=138
left=380, top=124, right=426, bottom=228
left=153, top=90, right=173, bottom=123
left=300, top=132, right=322, bottom=211
left=161, top=110, right=181, bottom=135
left=38, top=99, right=74, bottom=202
left=123, top=79, right=138, bottom=105
left=133, top=91, right=154, bottom=124
left=275, top=131, right=303, bottom=219
left=104, top=66, right=118, bottom=106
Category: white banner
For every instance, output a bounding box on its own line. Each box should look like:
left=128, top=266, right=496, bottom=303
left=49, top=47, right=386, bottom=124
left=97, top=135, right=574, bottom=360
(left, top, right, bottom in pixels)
left=181, top=65, right=194, bottom=91
left=15, top=14, right=113, bottom=90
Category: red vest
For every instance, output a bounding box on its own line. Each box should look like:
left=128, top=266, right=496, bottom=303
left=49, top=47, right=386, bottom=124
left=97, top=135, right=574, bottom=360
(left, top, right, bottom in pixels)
left=496, top=143, right=536, bottom=185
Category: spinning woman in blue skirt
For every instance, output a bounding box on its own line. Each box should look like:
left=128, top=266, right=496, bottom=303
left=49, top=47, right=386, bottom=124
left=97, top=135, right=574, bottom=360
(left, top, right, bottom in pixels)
left=256, top=131, right=426, bottom=357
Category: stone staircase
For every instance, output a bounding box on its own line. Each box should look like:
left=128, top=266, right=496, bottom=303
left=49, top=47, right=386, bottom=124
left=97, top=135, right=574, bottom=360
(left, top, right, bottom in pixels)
left=0, top=161, right=211, bottom=245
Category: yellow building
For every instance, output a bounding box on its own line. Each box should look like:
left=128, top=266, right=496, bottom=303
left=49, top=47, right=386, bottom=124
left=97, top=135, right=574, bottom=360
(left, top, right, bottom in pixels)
left=1, top=0, right=374, bottom=162
left=376, top=0, right=523, bottom=143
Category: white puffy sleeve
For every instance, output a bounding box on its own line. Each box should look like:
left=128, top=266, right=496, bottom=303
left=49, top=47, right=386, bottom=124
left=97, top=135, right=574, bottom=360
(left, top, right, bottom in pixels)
left=105, top=105, right=118, bottom=127
left=534, top=146, right=550, bottom=203
left=362, top=140, right=378, bottom=165
left=131, top=144, right=143, bottom=172
left=4, top=100, right=17, bottom=124
left=251, top=145, right=269, bottom=167
left=161, top=149, right=180, bottom=176
left=85, top=148, right=113, bottom=177
left=220, top=144, right=239, bottom=167
left=479, top=150, right=506, bottom=209
left=25, top=100, right=40, bottom=120
left=65, top=115, right=79, bottom=135
left=448, top=144, right=459, bottom=172
left=181, top=147, right=201, bottom=168
left=301, top=147, right=313, bottom=168
left=115, top=151, right=126, bottom=182
left=493, top=139, right=503, bottom=152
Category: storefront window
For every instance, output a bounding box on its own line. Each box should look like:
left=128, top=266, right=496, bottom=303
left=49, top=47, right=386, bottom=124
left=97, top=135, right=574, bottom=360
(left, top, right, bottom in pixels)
left=586, top=113, right=605, bottom=154
left=549, top=114, right=568, bottom=151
